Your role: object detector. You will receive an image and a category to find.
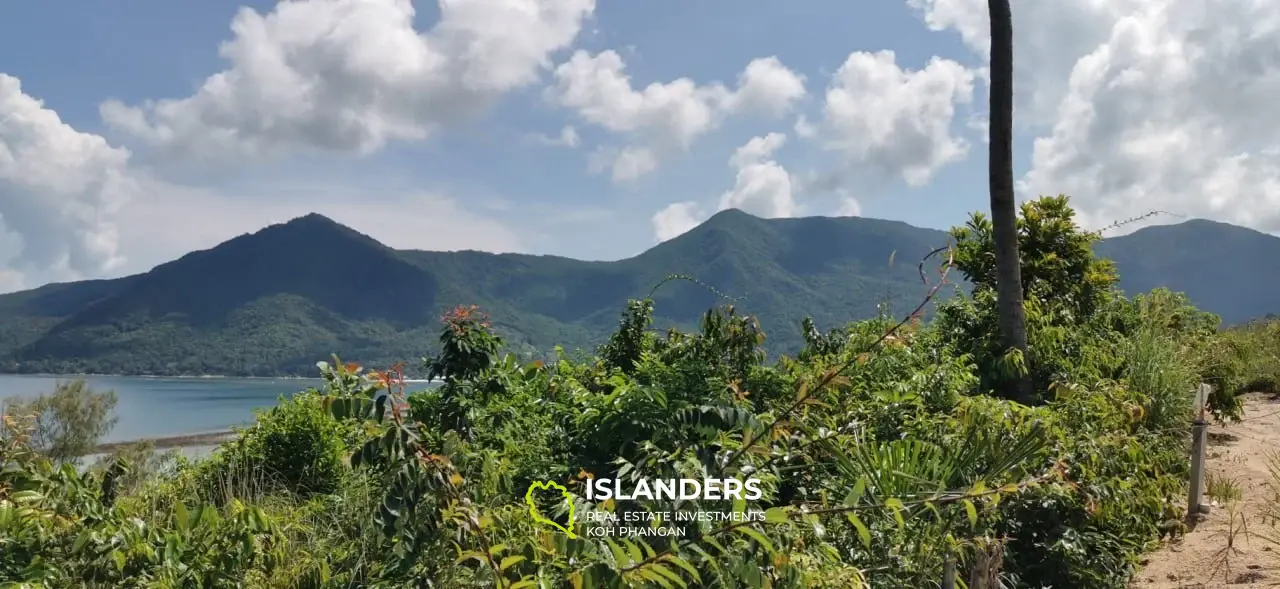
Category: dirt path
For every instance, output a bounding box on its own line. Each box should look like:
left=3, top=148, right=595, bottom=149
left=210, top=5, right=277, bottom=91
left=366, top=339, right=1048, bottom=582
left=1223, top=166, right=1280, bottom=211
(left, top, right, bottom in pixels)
left=1132, top=394, right=1280, bottom=588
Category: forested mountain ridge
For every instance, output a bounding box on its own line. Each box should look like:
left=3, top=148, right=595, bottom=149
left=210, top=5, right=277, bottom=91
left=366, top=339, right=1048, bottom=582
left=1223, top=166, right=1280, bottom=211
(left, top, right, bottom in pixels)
left=0, top=210, right=1274, bottom=376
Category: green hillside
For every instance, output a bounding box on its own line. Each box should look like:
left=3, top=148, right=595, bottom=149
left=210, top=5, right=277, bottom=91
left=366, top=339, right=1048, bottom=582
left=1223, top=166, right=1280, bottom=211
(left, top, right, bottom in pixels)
left=1095, top=218, right=1280, bottom=325
left=0, top=210, right=1275, bottom=376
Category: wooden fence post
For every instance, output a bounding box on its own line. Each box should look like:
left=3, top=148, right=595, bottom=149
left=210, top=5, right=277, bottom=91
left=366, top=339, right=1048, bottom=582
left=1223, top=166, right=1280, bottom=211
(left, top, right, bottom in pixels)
left=1187, top=383, right=1211, bottom=523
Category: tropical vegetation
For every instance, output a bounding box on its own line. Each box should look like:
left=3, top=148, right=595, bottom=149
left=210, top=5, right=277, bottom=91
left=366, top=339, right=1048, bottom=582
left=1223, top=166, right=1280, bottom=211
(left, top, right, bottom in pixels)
left=2, top=198, right=1280, bottom=588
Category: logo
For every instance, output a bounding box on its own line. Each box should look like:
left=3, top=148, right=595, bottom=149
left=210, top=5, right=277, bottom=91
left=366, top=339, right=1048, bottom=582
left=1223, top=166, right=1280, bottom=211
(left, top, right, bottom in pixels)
left=525, top=480, right=577, bottom=538
left=585, top=477, right=762, bottom=501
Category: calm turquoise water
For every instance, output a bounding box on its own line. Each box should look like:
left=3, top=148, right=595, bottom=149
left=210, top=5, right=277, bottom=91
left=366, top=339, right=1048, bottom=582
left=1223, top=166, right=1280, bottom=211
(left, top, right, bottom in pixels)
left=0, top=374, right=325, bottom=443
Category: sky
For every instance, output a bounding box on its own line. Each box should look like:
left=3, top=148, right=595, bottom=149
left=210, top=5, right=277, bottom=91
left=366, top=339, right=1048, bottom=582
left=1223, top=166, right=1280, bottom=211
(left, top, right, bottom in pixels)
left=1, top=0, right=1278, bottom=294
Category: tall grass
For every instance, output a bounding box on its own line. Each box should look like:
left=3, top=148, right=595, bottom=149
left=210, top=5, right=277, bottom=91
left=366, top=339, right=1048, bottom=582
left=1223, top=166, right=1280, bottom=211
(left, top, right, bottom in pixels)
left=1126, top=326, right=1197, bottom=431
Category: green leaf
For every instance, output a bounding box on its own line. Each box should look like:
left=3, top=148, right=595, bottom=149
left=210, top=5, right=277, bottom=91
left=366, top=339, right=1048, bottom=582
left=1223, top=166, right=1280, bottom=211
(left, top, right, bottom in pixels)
left=636, top=568, right=675, bottom=589
left=500, top=555, right=527, bottom=571
left=606, top=540, right=630, bottom=566
left=72, top=530, right=92, bottom=553
left=663, top=554, right=702, bottom=583
left=174, top=502, right=189, bottom=532
left=846, top=513, right=872, bottom=549
left=764, top=507, right=789, bottom=523
left=626, top=540, right=644, bottom=564
left=10, top=491, right=42, bottom=504
left=963, top=499, right=978, bottom=528
left=455, top=550, right=486, bottom=565
left=733, top=526, right=776, bottom=553
left=843, top=477, right=866, bottom=506
left=884, top=497, right=906, bottom=529
left=647, top=563, right=687, bottom=588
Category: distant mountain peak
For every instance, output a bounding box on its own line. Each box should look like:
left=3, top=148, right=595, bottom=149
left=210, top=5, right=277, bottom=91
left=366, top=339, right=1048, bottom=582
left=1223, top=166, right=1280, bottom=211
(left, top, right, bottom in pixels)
left=708, top=208, right=753, bottom=220
left=1120, top=217, right=1272, bottom=240
left=253, top=212, right=385, bottom=247
left=277, top=212, right=347, bottom=231
left=289, top=212, right=338, bottom=224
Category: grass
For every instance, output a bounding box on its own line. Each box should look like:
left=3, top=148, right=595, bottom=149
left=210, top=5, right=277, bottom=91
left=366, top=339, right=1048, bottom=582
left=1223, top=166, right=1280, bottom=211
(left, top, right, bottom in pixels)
left=1206, top=472, right=1244, bottom=503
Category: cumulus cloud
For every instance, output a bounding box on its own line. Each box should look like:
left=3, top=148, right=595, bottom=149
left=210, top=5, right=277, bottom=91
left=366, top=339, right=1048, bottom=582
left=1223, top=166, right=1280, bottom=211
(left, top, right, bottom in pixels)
left=818, top=50, right=975, bottom=186
left=835, top=194, right=862, bottom=216
left=651, top=201, right=705, bottom=242
left=530, top=125, right=581, bottom=148
left=101, top=0, right=595, bottom=162
left=549, top=50, right=805, bottom=180
left=650, top=132, right=800, bottom=242
left=0, top=70, right=529, bottom=294
left=906, top=0, right=1126, bottom=122
left=717, top=133, right=798, bottom=218
left=728, top=57, right=809, bottom=117
left=0, top=74, right=143, bottom=290
left=1019, top=0, right=1280, bottom=230
left=910, top=0, right=1280, bottom=231
left=589, top=145, right=657, bottom=182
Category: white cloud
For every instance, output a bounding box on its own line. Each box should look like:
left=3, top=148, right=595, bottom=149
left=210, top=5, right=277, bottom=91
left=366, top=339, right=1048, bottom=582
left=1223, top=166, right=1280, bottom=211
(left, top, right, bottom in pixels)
left=608, top=146, right=658, bottom=182
left=906, top=0, right=1127, bottom=123
left=531, top=125, right=580, bottom=148
left=915, top=0, right=1280, bottom=232
left=651, top=201, right=704, bottom=242
left=728, top=57, right=808, bottom=117
left=794, top=115, right=817, bottom=139
left=549, top=50, right=805, bottom=180
left=101, top=0, right=595, bottom=162
left=835, top=194, right=862, bottom=216
left=818, top=51, right=975, bottom=186
left=589, top=145, right=657, bottom=182
left=649, top=132, right=800, bottom=242
left=717, top=133, right=798, bottom=218
left=0, top=74, right=143, bottom=290
left=0, top=71, right=529, bottom=294
left=586, top=144, right=655, bottom=181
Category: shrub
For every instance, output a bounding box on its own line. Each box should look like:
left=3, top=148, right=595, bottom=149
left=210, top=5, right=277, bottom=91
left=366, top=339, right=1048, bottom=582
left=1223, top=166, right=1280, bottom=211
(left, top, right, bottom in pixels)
left=196, top=392, right=354, bottom=501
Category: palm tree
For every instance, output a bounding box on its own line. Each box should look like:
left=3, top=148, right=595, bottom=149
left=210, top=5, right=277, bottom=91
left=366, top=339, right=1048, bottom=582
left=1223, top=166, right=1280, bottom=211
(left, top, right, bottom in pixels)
left=987, top=0, right=1032, bottom=403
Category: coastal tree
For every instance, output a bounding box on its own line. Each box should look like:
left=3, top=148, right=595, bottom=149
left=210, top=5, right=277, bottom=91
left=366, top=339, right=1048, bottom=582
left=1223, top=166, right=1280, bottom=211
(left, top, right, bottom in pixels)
left=0, top=379, right=118, bottom=463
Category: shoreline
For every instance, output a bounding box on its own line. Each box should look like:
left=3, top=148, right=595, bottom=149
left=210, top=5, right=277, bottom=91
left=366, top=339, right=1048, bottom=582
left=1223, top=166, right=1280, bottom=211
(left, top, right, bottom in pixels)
left=93, top=430, right=238, bottom=453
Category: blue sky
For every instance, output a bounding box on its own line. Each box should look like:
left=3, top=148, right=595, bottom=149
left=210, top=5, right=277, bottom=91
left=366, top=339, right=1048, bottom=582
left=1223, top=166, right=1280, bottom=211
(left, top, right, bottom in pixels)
left=1, top=0, right=1278, bottom=292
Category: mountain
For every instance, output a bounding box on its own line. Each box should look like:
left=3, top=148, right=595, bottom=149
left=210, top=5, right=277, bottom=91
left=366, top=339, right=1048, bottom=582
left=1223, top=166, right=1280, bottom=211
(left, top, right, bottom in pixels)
left=1095, top=219, right=1280, bottom=325
left=0, top=211, right=1275, bottom=376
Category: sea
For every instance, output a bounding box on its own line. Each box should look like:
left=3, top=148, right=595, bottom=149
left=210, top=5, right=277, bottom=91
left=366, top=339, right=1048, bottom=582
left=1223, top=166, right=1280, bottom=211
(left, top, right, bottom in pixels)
left=0, top=374, right=435, bottom=463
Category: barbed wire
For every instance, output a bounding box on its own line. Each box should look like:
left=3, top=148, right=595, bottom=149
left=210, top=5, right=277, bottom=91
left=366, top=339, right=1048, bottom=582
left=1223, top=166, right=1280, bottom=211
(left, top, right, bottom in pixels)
left=646, top=273, right=746, bottom=303
left=1089, top=210, right=1186, bottom=237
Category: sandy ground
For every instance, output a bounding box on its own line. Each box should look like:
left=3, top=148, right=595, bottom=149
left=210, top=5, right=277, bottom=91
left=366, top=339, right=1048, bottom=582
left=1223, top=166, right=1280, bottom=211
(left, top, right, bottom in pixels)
left=1132, top=394, right=1280, bottom=588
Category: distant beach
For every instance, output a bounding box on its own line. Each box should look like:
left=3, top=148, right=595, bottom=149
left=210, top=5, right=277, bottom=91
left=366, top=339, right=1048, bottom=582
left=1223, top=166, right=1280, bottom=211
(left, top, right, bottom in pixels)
left=92, top=429, right=238, bottom=454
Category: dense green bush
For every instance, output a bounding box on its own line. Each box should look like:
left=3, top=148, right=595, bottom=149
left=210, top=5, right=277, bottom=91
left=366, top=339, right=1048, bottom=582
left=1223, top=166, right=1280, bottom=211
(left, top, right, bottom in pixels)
left=194, top=392, right=356, bottom=502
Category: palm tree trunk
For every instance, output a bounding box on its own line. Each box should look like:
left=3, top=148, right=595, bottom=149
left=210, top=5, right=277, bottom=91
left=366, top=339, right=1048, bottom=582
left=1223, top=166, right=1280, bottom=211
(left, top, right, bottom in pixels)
left=988, top=0, right=1032, bottom=404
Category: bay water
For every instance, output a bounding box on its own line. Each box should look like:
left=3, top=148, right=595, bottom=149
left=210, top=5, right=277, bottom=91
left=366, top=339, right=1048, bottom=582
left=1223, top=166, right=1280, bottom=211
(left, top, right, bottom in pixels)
left=0, top=373, right=321, bottom=444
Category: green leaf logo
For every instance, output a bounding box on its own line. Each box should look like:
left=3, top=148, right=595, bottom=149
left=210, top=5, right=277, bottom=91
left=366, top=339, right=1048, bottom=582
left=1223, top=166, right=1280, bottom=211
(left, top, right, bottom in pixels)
left=525, top=480, right=577, bottom=538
